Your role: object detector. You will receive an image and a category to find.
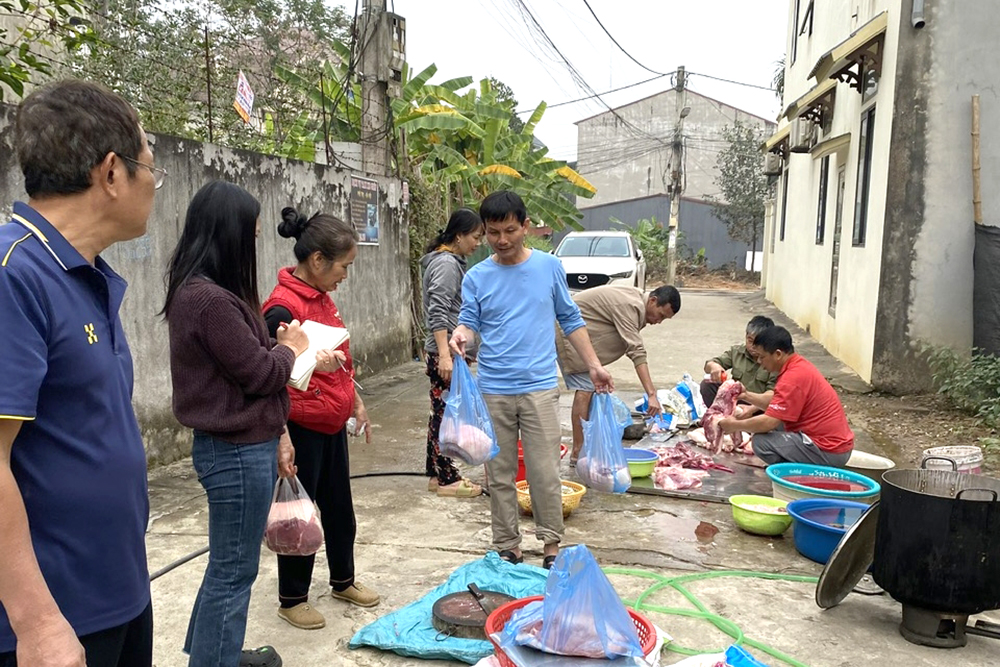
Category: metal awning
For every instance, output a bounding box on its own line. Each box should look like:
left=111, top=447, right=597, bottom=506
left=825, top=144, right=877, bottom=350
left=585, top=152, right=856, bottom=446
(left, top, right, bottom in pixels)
left=809, top=12, right=888, bottom=89
left=782, top=78, right=837, bottom=122
left=811, top=132, right=851, bottom=159
left=762, top=123, right=791, bottom=154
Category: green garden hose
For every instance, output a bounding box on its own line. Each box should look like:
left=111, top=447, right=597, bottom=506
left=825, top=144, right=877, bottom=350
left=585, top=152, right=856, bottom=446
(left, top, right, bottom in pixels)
left=603, top=567, right=818, bottom=667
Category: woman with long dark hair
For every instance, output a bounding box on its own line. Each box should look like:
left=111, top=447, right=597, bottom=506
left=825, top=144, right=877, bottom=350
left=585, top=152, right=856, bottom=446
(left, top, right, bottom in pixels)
left=420, top=208, right=485, bottom=497
left=164, top=181, right=307, bottom=667
left=262, top=206, right=380, bottom=630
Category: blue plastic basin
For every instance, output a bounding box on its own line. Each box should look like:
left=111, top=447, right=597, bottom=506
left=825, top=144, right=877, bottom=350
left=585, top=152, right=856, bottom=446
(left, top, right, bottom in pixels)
left=786, top=498, right=870, bottom=564
left=623, top=448, right=658, bottom=462
left=766, top=462, right=880, bottom=504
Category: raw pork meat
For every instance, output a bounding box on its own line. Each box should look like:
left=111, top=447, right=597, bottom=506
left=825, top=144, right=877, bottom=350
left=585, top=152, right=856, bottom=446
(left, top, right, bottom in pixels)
left=687, top=427, right=752, bottom=455
left=439, top=417, right=494, bottom=464
left=265, top=498, right=324, bottom=556
left=653, top=466, right=709, bottom=490
left=576, top=456, right=631, bottom=493
left=650, top=442, right=734, bottom=473
left=701, top=380, right=745, bottom=454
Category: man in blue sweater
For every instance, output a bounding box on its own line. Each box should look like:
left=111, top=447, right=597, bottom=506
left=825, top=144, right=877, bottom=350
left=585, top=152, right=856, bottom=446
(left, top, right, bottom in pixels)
left=450, top=191, right=613, bottom=569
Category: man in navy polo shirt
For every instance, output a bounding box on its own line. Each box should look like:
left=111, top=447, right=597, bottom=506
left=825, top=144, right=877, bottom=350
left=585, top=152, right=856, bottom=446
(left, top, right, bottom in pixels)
left=0, top=80, right=160, bottom=667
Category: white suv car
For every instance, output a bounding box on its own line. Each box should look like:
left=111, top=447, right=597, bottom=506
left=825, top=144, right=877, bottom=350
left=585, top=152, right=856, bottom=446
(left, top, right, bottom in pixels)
left=554, top=231, right=646, bottom=292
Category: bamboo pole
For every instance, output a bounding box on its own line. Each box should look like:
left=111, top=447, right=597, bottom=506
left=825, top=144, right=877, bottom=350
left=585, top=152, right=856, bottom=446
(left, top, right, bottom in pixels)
left=972, top=95, right=983, bottom=225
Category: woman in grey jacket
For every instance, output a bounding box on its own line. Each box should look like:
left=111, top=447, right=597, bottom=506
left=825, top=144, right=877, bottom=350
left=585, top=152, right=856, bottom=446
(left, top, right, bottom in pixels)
left=421, top=208, right=484, bottom=497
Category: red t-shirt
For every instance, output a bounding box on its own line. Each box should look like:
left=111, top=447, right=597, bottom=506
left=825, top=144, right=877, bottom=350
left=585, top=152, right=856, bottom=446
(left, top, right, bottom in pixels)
left=765, top=354, right=854, bottom=453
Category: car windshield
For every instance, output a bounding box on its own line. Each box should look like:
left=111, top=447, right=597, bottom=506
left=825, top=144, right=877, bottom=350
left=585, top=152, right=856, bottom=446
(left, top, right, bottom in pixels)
left=556, top=236, right=630, bottom=258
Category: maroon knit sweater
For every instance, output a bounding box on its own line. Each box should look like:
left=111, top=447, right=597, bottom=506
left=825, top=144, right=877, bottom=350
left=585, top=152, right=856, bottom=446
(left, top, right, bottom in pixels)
left=167, top=278, right=294, bottom=443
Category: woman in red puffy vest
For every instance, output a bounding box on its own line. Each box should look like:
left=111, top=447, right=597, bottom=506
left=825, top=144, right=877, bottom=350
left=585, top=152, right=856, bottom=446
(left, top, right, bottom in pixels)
left=262, top=207, right=379, bottom=631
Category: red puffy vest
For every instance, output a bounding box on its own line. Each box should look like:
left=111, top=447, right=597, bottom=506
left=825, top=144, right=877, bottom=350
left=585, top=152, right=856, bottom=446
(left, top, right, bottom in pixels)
left=263, top=267, right=355, bottom=434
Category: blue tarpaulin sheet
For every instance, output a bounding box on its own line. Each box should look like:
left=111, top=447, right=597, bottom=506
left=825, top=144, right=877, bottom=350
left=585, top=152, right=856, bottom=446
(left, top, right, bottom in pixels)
left=349, top=552, right=549, bottom=664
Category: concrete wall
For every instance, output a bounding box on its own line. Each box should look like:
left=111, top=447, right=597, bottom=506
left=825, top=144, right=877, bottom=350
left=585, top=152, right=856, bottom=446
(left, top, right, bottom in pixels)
left=576, top=90, right=775, bottom=207
left=552, top=195, right=761, bottom=269
left=0, top=104, right=411, bottom=465
left=873, top=0, right=1000, bottom=391
left=764, top=0, right=902, bottom=383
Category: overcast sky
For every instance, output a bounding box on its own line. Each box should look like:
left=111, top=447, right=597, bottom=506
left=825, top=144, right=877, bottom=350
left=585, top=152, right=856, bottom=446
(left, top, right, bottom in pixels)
left=331, top=0, right=789, bottom=161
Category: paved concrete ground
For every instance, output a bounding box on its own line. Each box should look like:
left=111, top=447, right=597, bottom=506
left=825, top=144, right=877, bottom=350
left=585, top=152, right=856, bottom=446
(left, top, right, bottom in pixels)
left=146, top=290, right=998, bottom=666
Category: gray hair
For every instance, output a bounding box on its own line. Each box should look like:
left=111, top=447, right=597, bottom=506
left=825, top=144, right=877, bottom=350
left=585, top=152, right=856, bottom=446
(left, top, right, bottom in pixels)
left=746, top=315, right=775, bottom=340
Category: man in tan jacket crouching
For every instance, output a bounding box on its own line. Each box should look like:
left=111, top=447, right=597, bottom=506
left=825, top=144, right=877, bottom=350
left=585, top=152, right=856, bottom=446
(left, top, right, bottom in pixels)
left=556, top=284, right=680, bottom=461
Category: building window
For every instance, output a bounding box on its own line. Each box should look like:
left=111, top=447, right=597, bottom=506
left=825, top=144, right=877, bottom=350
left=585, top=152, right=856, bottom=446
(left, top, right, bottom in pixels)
left=791, top=0, right=801, bottom=64
left=852, top=106, right=876, bottom=246
left=779, top=166, right=789, bottom=241
left=862, top=65, right=879, bottom=103
left=816, top=155, right=830, bottom=244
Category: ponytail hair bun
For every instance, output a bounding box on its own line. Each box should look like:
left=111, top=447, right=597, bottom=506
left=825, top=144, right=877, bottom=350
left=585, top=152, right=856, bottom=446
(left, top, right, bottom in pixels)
left=277, top=206, right=310, bottom=239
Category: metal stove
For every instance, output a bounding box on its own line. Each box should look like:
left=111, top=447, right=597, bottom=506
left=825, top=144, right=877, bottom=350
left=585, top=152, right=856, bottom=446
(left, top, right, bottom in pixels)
left=899, top=606, right=1000, bottom=649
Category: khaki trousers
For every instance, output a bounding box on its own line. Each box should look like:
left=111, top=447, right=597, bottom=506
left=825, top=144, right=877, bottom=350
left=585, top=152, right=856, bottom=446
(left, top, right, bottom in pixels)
left=483, top=388, right=563, bottom=550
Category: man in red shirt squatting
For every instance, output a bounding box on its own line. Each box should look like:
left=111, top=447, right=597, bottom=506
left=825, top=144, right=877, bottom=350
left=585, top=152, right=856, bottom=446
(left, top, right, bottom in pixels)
left=718, top=326, right=854, bottom=467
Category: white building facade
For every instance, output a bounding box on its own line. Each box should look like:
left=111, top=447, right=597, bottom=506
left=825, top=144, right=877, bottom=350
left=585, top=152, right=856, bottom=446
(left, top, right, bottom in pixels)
left=762, top=0, right=1000, bottom=392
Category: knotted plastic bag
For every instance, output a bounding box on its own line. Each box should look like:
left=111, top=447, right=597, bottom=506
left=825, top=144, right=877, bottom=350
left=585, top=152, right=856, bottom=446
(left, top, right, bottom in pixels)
left=501, top=545, right=644, bottom=660
left=264, top=476, right=324, bottom=556
left=439, top=356, right=499, bottom=465
left=576, top=393, right=632, bottom=493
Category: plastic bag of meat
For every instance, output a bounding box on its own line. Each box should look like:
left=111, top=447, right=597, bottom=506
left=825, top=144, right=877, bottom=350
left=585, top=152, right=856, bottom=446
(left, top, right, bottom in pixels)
left=438, top=356, right=499, bottom=465
left=701, top=380, right=745, bottom=454
left=264, top=476, right=324, bottom=556
left=577, top=393, right=632, bottom=493
left=500, top=545, right=644, bottom=660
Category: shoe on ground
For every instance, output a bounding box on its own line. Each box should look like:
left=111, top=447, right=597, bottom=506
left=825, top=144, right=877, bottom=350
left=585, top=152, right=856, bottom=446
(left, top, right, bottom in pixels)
left=239, top=646, right=282, bottom=667
left=331, top=582, right=380, bottom=607
left=428, top=477, right=439, bottom=492
left=437, top=478, right=482, bottom=497
left=277, top=602, right=325, bottom=630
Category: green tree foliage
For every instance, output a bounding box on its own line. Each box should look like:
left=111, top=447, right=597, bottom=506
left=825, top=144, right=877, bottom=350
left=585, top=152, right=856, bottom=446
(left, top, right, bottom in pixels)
left=488, top=76, right=523, bottom=133
left=611, top=216, right=670, bottom=277
left=709, top=120, right=769, bottom=271
left=62, top=0, right=349, bottom=152
left=0, top=0, right=93, bottom=99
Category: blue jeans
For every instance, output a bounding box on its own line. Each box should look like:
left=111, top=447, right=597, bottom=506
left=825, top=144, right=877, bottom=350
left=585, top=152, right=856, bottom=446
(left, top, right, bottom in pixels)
left=184, top=433, right=278, bottom=667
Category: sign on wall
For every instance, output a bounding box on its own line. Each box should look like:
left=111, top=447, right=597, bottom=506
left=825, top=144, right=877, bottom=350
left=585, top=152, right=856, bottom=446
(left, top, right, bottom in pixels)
left=233, top=71, right=255, bottom=124
left=350, top=175, right=380, bottom=245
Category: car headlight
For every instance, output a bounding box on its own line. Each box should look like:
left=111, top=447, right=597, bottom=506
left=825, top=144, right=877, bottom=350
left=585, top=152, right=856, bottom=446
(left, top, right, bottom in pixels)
left=609, top=271, right=633, bottom=279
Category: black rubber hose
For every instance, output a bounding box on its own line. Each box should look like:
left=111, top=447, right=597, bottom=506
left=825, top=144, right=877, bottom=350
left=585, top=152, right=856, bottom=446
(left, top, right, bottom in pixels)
left=149, top=471, right=460, bottom=581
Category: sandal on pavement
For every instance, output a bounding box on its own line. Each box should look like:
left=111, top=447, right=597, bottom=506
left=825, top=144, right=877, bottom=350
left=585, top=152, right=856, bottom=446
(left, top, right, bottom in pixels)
left=277, top=602, right=325, bottom=630
left=542, top=555, right=557, bottom=570
left=498, top=550, right=524, bottom=565
left=427, top=477, right=439, bottom=492
left=239, top=646, right=282, bottom=667
left=437, top=478, right=482, bottom=497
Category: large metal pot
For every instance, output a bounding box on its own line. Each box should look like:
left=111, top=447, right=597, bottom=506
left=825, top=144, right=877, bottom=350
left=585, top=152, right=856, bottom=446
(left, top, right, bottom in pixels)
left=873, top=460, right=1000, bottom=614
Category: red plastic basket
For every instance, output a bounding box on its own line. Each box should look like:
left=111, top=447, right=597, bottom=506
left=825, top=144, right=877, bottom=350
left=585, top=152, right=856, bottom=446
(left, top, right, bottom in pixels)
left=484, top=595, right=656, bottom=666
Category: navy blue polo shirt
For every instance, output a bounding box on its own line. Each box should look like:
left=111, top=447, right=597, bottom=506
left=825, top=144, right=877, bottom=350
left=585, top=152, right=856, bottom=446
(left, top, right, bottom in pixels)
left=0, top=202, right=149, bottom=650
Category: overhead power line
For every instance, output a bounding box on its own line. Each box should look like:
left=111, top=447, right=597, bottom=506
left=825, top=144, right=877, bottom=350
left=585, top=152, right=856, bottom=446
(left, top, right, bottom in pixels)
left=688, top=70, right=776, bottom=93
left=579, top=0, right=667, bottom=76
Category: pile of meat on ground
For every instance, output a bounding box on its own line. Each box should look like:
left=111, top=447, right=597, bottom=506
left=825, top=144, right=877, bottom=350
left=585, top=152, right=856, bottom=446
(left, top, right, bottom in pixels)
left=648, top=441, right=734, bottom=491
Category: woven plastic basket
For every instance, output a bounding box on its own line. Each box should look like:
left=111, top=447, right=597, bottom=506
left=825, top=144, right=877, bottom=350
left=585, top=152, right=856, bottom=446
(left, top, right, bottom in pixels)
left=484, top=595, right=656, bottom=667
left=515, top=480, right=585, bottom=518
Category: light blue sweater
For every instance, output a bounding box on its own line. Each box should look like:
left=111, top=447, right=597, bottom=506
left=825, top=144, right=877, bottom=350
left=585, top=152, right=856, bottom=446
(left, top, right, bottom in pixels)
left=458, top=250, right=585, bottom=395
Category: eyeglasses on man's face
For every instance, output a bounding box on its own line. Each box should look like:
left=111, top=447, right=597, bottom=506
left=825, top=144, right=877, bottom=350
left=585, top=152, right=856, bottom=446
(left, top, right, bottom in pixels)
left=119, top=154, right=167, bottom=190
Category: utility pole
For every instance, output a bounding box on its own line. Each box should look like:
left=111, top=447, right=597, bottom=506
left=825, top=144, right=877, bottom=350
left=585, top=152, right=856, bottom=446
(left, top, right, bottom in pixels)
left=358, top=0, right=390, bottom=176
left=665, top=65, right=687, bottom=286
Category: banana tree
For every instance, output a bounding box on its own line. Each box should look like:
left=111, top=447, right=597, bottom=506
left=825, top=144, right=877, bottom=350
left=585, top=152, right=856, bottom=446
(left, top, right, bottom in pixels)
left=400, top=78, right=595, bottom=229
